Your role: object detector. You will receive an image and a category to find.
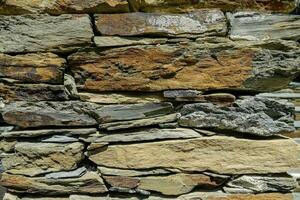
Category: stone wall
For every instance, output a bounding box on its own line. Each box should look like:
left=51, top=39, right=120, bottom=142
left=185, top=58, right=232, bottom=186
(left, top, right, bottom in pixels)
left=0, top=1, right=300, bottom=200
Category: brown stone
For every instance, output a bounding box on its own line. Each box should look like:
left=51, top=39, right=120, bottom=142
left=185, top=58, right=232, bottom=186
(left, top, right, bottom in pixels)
left=69, top=39, right=300, bottom=92
left=88, top=136, right=300, bottom=174
left=129, top=0, right=296, bottom=13
left=95, top=9, right=227, bottom=38
left=103, top=176, right=140, bottom=189
left=0, top=0, right=129, bottom=15
left=0, top=53, right=65, bottom=84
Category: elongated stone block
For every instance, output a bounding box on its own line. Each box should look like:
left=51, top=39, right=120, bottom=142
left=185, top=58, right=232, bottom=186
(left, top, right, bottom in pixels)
left=228, top=12, right=300, bottom=41
left=69, top=39, right=300, bottom=92
left=0, top=53, right=65, bottom=84
left=95, top=10, right=227, bottom=38
left=88, top=136, right=300, bottom=174
left=0, top=0, right=129, bottom=15
left=0, top=14, right=93, bottom=53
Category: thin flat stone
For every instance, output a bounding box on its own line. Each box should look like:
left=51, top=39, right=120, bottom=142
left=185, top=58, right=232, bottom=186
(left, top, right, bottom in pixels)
left=45, top=167, right=87, bottom=179
left=94, top=36, right=168, bottom=47
left=41, top=135, right=79, bottom=143
left=257, top=93, right=300, bottom=99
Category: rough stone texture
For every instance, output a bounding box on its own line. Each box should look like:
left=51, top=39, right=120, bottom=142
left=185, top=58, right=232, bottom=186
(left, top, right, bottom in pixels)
left=228, top=12, right=300, bottom=41
left=79, top=92, right=164, bottom=104
left=130, top=0, right=297, bottom=13
left=45, top=167, right=87, bottom=179
left=0, top=0, right=130, bottom=15
left=0, top=14, right=93, bottom=53
left=1, top=101, right=98, bottom=128
left=69, top=39, right=300, bottom=92
left=224, top=175, right=297, bottom=193
left=94, top=36, right=168, bottom=47
left=84, top=128, right=200, bottom=143
left=0, top=83, right=69, bottom=101
left=0, top=53, right=66, bottom=84
left=95, top=10, right=227, bottom=38
left=1, top=142, right=84, bottom=176
left=179, top=96, right=295, bottom=136
left=0, top=172, right=107, bottom=195
left=0, top=139, right=16, bottom=153
left=88, top=136, right=300, bottom=174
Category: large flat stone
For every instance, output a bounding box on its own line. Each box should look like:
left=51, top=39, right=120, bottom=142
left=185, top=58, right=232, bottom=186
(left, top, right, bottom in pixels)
left=0, top=83, right=69, bottom=101
left=130, top=0, right=296, bottom=13
left=0, top=53, right=65, bottom=84
left=88, top=136, right=300, bottom=174
left=228, top=12, right=300, bottom=41
left=69, top=38, right=300, bottom=92
left=1, top=142, right=84, bottom=176
left=0, top=0, right=129, bottom=15
left=179, top=96, right=295, bottom=136
left=0, top=172, right=107, bottom=195
left=0, top=14, right=93, bottom=53
left=1, top=101, right=98, bottom=128
left=95, top=10, right=227, bottom=38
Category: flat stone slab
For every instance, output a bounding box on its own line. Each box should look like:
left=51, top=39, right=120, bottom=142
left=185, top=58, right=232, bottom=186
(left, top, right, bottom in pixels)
left=95, top=9, right=227, bottom=38
left=94, top=36, right=168, bottom=47
left=0, top=14, right=93, bottom=53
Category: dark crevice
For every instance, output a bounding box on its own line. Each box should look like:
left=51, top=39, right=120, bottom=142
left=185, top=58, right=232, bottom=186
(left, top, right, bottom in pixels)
left=89, top=14, right=101, bottom=36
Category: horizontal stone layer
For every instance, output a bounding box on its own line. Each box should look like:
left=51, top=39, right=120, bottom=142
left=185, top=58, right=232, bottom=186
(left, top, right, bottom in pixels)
left=95, top=10, right=227, bottom=38
left=0, top=0, right=130, bottom=15
left=88, top=136, right=300, bottom=174
left=69, top=38, right=300, bottom=92
left=0, top=14, right=93, bottom=53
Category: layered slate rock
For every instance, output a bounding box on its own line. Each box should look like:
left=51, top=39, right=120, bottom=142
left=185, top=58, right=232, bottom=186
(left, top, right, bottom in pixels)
left=1, top=101, right=98, bottom=128
left=88, top=136, right=300, bottom=174
left=94, top=37, right=168, bottom=48
left=95, top=10, right=227, bottom=38
left=0, top=172, right=107, bottom=195
left=69, top=38, right=300, bottom=92
left=0, top=53, right=65, bottom=84
left=228, top=12, right=300, bottom=41
left=0, top=83, right=69, bottom=101
left=1, top=142, right=84, bottom=176
left=0, top=0, right=129, bottom=15
left=179, top=96, right=295, bottom=136
left=130, top=0, right=297, bottom=13
left=0, top=14, right=93, bottom=53
left=224, top=175, right=297, bottom=193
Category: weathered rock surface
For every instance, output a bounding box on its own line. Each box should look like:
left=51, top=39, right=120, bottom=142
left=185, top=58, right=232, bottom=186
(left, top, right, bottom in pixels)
left=95, top=10, right=227, bottom=38
left=131, top=0, right=297, bottom=13
left=228, top=12, right=300, bottom=41
left=69, top=39, right=300, bottom=92
left=0, top=172, right=107, bottom=195
left=84, top=128, right=200, bottom=143
left=0, top=128, right=97, bottom=138
left=0, top=139, right=16, bottom=153
left=94, top=36, right=168, bottom=47
left=179, top=97, right=295, bottom=136
left=0, top=83, right=69, bottom=101
left=1, top=101, right=98, bottom=128
left=88, top=136, right=300, bottom=174
left=0, top=0, right=130, bottom=14
left=0, top=14, right=93, bottom=53
left=45, top=167, right=87, bottom=179
left=1, top=142, right=84, bottom=176
left=224, top=175, right=297, bottom=193
left=99, top=113, right=179, bottom=130
left=0, top=53, right=65, bottom=84
left=79, top=92, right=164, bottom=104
left=40, top=135, right=79, bottom=143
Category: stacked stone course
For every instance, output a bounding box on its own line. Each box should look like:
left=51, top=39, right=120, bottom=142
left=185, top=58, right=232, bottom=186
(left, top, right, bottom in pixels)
left=0, top=0, right=300, bottom=199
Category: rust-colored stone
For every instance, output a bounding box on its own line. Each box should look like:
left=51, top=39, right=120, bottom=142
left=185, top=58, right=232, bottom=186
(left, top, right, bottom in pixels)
left=103, top=176, right=140, bottom=189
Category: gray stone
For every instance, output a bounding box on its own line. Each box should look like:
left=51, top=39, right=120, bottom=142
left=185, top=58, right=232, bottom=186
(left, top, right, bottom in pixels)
left=45, top=167, right=87, bottom=179
left=99, top=113, right=180, bottom=131
left=0, top=127, right=14, bottom=134
left=0, top=128, right=97, bottom=138
left=227, top=12, right=300, bottom=41
left=94, top=36, right=168, bottom=47
left=0, top=14, right=93, bottom=53
left=64, top=74, right=79, bottom=99
left=95, top=9, right=227, bottom=38
left=2, top=101, right=98, bottom=128
left=257, top=93, right=300, bottom=99
left=41, top=135, right=79, bottom=143
left=158, top=122, right=179, bottom=129
left=179, top=96, right=295, bottom=136
left=163, top=90, right=203, bottom=98
left=225, top=175, right=297, bottom=193
left=86, top=128, right=200, bottom=143
left=295, top=121, right=300, bottom=128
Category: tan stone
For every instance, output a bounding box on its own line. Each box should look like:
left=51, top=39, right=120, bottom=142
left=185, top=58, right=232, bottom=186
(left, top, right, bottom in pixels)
left=0, top=139, right=16, bottom=153
left=103, top=176, right=140, bottom=189
left=0, top=53, right=65, bottom=84
left=89, top=136, right=300, bottom=174
left=0, top=0, right=129, bottom=15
